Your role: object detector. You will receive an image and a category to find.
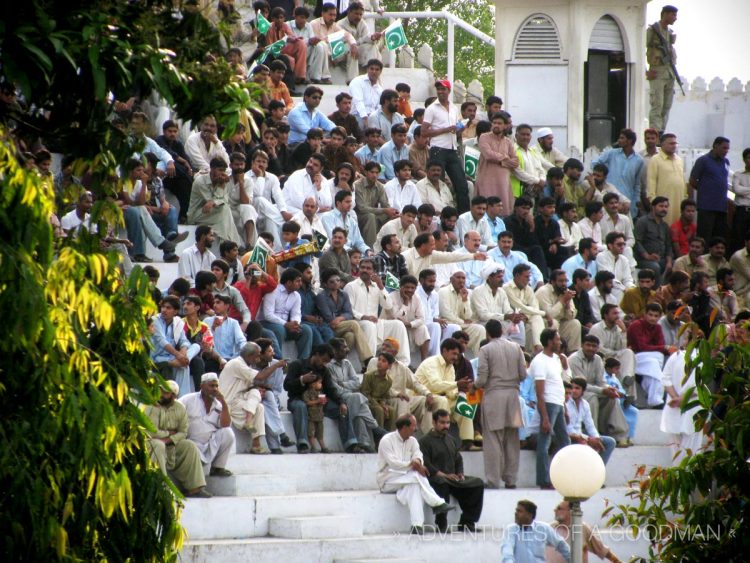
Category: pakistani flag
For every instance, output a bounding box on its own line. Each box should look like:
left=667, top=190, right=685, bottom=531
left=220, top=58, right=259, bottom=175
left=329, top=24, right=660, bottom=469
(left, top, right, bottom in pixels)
left=256, top=12, right=271, bottom=34
left=328, top=30, right=347, bottom=60
left=313, top=229, right=328, bottom=250
left=248, top=244, right=269, bottom=271
left=384, top=19, right=408, bottom=51
left=464, top=145, right=480, bottom=180
left=258, top=39, right=287, bottom=64
left=455, top=392, right=477, bottom=419
left=384, top=271, right=400, bottom=290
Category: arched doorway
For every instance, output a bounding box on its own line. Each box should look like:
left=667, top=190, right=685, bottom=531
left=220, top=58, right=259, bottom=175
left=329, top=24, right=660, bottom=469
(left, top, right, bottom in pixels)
left=584, top=15, right=628, bottom=149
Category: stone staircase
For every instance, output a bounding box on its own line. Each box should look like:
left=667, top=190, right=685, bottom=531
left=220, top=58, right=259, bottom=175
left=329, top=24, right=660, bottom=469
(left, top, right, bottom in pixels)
left=179, top=409, right=668, bottom=562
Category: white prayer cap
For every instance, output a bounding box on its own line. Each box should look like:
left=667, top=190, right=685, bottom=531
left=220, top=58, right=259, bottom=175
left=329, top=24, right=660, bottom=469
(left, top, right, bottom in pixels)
left=164, top=380, right=179, bottom=395
left=201, top=372, right=219, bottom=383
left=482, top=263, right=505, bottom=280
left=536, top=127, right=553, bottom=139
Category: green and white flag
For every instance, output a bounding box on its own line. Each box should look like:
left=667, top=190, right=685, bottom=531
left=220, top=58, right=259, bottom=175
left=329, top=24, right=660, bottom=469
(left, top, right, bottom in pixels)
left=256, top=12, right=271, bottom=34
left=384, top=271, right=400, bottom=290
left=384, top=19, right=408, bottom=51
left=454, top=392, right=477, bottom=420
left=328, top=30, right=347, bottom=60
left=313, top=229, right=328, bottom=250
left=258, top=39, right=286, bottom=64
left=248, top=243, right=269, bottom=271
left=464, top=145, right=480, bottom=180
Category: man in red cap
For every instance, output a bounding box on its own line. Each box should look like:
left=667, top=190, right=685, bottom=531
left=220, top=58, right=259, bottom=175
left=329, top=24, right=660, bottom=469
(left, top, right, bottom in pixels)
left=421, top=80, right=470, bottom=214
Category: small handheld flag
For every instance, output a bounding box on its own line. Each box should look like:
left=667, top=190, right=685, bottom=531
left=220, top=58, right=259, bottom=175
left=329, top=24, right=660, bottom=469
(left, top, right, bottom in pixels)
left=384, top=20, right=408, bottom=51
left=464, top=145, right=480, bottom=180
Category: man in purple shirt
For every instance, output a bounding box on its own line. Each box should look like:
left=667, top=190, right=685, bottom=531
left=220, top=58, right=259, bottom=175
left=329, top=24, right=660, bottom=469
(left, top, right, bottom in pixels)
left=689, top=136, right=731, bottom=241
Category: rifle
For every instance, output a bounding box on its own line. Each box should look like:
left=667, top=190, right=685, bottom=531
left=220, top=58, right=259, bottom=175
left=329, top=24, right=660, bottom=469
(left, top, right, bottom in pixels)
left=650, top=23, right=685, bottom=95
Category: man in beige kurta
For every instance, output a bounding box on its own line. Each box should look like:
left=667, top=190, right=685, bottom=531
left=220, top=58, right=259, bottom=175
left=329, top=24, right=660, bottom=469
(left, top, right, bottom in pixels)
left=647, top=134, right=685, bottom=225
left=218, top=343, right=267, bottom=447
left=187, top=158, right=243, bottom=244
left=366, top=338, right=444, bottom=434
left=476, top=113, right=518, bottom=211
left=503, top=264, right=546, bottom=353
left=437, top=271, right=486, bottom=353
left=475, top=320, right=527, bottom=488
left=145, top=381, right=209, bottom=497
left=534, top=271, right=582, bottom=353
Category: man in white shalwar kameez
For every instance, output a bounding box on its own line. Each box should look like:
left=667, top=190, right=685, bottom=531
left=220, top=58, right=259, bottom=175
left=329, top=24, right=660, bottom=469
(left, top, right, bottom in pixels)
left=660, top=349, right=703, bottom=465
left=245, top=151, right=293, bottom=251
left=377, top=414, right=455, bottom=533
left=180, top=372, right=236, bottom=476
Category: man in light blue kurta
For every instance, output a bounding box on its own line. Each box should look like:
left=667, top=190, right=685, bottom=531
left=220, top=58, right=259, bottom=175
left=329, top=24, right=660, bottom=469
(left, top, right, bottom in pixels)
left=321, top=191, right=372, bottom=255
left=489, top=244, right=544, bottom=289
left=288, top=87, right=336, bottom=145
left=502, top=500, right=571, bottom=562
left=151, top=297, right=200, bottom=397
left=592, top=130, right=644, bottom=218
left=205, top=295, right=247, bottom=362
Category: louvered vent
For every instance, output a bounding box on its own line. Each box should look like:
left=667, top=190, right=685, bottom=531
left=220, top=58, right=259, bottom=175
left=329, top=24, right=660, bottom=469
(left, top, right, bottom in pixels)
left=513, top=14, right=561, bottom=60
left=589, top=15, right=624, bottom=52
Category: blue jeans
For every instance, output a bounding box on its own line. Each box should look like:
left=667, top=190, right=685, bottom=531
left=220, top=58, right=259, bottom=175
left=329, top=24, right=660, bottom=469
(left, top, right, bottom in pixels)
left=124, top=206, right=167, bottom=256
left=324, top=400, right=358, bottom=450
left=303, top=320, right=334, bottom=346
left=261, top=321, right=314, bottom=359
left=151, top=206, right=179, bottom=240
left=599, top=435, right=616, bottom=465
left=536, top=402, right=571, bottom=486
left=288, top=398, right=309, bottom=449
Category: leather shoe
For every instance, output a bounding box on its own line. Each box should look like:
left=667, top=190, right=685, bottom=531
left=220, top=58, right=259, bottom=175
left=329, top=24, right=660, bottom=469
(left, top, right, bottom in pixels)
left=432, top=503, right=456, bottom=516
left=280, top=434, right=296, bottom=448
left=209, top=467, right=232, bottom=477
left=186, top=488, right=213, bottom=498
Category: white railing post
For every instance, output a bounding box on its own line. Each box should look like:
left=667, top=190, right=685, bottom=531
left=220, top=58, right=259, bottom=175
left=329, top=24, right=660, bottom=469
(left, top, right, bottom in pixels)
left=389, top=18, right=397, bottom=69
left=447, top=19, right=455, bottom=84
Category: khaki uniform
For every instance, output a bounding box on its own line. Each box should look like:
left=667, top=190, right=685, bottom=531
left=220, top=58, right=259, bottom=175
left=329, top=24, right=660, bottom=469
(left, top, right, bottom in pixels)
left=646, top=23, right=677, bottom=131
left=361, top=371, right=399, bottom=430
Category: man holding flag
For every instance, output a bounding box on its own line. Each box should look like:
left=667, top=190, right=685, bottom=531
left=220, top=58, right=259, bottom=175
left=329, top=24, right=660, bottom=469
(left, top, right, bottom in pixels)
left=414, top=338, right=476, bottom=451
left=475, top=319, right=527, bottom=490
left=309, top=3, right=357, bottom=84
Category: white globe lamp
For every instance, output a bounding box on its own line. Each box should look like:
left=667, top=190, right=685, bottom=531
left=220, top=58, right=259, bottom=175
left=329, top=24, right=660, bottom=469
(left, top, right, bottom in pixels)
left=550, top=444, right=606, bottom=563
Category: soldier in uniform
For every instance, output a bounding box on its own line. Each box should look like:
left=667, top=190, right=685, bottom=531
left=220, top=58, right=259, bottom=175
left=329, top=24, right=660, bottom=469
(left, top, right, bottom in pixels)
left=646, top=5, right=679, bottom=133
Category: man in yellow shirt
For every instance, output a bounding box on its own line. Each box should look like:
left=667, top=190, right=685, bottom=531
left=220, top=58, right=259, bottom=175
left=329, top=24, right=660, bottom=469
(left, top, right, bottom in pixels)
left=646, top=133, right=685, bottom=224
left=414, top=339, right=475, bottom=448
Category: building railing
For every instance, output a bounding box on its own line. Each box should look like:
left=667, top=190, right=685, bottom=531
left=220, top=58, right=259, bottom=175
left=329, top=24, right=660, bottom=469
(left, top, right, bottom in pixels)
left=364, top=10, right=494, bottom=87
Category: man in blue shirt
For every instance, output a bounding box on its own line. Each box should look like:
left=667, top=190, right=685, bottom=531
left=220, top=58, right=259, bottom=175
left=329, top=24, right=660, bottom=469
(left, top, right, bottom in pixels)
left=593, top=128, right=644, bottom=218
left=374, top=123, right=409, bottom=181
left=561, top=237, right=598, bottom=282
left=353, top=127, right=382, bottom=167
left=689, top=136, right=731, bottom=241
left=321, top=190, right=372, bottom=255
left=502, top=500, right=571, bottom=562
left=151, top=296, right=201, bottom=397
left=485, top=196, right=507, bottom=242
left=489, top=231, right=544, bottom=290
left=205, top=295, right=247, bottom=363
left=288, top=86, right=336, bottom=145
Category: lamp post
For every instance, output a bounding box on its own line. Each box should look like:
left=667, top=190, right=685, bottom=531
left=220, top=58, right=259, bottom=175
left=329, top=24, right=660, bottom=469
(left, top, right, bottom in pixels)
left=550, top=444, right=606, bottom=563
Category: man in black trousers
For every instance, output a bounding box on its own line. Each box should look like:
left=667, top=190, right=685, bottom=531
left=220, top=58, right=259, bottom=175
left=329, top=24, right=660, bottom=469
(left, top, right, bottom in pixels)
left=419, top=409, right=484, bottom=532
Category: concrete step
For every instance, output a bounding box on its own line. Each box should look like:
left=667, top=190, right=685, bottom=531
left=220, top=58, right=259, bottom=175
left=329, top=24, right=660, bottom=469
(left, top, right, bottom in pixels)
left=270, top=515, right=363, bottom=539
left=335, top=559, right=425, bottom=563
left=224, top=445, right=673, bottom=490
left=266, top=407, right=670, bottom=453
left=206, top=473, right=296, bottom=497
left=181, top=528, right=649, bottom=562
left=181, top=487, right=636, bottom=540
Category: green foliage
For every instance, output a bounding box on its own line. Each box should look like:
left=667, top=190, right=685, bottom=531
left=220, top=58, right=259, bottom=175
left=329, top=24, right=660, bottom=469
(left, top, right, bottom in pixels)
left=0, top=139, right=183, bottom=560
left=0, top=1, right=263, bottom=559
left=382, top=0, right=496, bottom=100
left=606, top=325, right=750, bottom=561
